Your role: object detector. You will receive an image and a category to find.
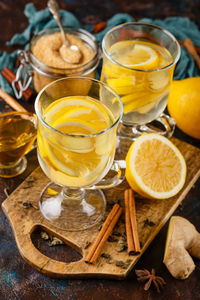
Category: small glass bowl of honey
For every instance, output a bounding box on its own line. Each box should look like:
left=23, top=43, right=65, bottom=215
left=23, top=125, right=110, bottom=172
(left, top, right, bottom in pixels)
left=0, top=111, right=37, bottom=178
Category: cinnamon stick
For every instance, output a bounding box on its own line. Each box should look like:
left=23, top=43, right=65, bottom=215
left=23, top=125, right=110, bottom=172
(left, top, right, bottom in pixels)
left=125, top=189, right=135, bottom=254
left=178, top=39, right=200, bottom=55
left=92, top=22, right=107, bottom=33
left=1, top=67, right=33, bottom=101
left=129, top=189, right=140, bottom=253
left=85, top=203, right=122, bottom=264
left=0, top=88, right=27, bottom=112
left=182, top=38, right=200, bottom=70
left=125, top=189, right=140, bottom=254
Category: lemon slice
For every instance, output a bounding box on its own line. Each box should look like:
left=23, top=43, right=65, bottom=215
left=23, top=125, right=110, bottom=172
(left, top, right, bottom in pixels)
left=109, top=40, right=159, bottom=70
left=123, top=91, right=167, bottom=115
left=51, top=106, right=92, bottom=127
left=39, top=133, right=108, bottom=180
left=122, top=44, right=158, bottom=69
left=148, top=70, right=170, bottom=91
left=44, top=96, right=111, bottom=126
left=54, top=118, right=111, bottom=139
left=95, top=130, right=115, bottom=155
left=37, top=134, right=78, bottom=176
left=125, top=134, right=187, bottom=199
left=50, top=119, right=96, bottom=154
left=53, top=118, right=96, bottom=133
left=107, top=76, right=136, bottom=95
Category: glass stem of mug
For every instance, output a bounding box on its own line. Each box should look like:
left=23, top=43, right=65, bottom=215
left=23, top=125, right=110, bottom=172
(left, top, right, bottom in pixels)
left=61, top=187, right=97, bottom=217
left=61, top=187, right=85, bottom=202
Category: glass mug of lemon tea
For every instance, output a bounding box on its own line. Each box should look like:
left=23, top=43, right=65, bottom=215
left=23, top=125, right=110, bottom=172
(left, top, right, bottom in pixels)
left=35, top=77, right=123, bottom=231
left=101, top=22, right=180, bottom=139
left=0, top=111, right=37, bottom=178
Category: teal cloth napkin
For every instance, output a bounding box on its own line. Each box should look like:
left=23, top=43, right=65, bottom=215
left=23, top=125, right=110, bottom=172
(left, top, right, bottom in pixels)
left=1, top=3, right=200, bottom=96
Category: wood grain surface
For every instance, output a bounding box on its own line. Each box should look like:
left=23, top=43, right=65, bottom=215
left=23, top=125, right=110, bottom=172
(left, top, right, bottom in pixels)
left=2, top=137, right=200, bottom=279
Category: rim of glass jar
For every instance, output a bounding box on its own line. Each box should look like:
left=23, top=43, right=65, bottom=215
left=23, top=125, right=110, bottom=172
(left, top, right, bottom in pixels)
left=29, top=27, right=101, bottom=78
left=35, top=76, right=123, bottom=139
left=102, top=22, right=181, bottom=73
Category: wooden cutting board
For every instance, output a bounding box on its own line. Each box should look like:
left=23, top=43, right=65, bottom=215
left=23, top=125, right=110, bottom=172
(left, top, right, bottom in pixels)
left=2, top=137, right=200, bottom=279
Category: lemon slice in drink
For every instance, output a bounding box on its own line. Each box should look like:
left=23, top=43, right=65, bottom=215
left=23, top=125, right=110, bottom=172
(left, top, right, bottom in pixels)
left=125, top=134, right=187, bottom=199
left=37, top=133, right=79, bottom=176
left=54, top=118, right=110, bottom=135
left=50, top=119, right=96, bottom=154
left=53, top=118, right=96, bottom=134
left=110, top=40, right=159, bottom=70
left=39, top=134, right=108, bottom=181
left=121, top=44, right=158, bottom=70
left=51, top=106, right=92, bottom=126
left=45, top=96, right=111, bottom=125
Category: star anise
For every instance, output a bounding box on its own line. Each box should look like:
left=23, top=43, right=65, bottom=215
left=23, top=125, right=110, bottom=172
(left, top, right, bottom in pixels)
left=135, top=268, right=166, bottom=293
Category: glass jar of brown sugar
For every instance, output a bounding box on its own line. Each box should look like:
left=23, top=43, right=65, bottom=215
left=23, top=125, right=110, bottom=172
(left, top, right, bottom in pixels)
left=13, top=27, right=101, bottom=97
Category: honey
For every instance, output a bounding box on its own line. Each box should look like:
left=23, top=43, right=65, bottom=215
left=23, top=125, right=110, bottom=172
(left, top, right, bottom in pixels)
left=0, top=112, right=37, bottom=167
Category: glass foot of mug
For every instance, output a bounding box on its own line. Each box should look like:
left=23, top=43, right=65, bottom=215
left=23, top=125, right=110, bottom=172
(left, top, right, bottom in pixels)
left=39, top=182, right=106, bottom=231
left=118, top=113, right=176, bottom=141
left=0, top=157, right=27, bottom=178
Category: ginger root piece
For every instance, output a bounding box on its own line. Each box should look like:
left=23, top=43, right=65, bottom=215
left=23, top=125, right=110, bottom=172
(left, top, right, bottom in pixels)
left=163, top=216, right=200, bottom=279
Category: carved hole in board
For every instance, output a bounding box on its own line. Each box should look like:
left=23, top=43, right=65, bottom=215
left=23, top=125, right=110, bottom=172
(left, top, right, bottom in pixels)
left=31, top=225, right=82, bottom=263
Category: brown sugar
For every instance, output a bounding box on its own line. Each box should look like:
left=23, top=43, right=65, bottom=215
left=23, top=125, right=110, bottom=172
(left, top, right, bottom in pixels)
left=33, top=32, right=94, bottom=69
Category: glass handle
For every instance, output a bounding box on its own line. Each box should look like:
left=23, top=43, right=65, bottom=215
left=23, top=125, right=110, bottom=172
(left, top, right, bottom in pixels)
left=23, top=137, right=37, bottom=156
left=137, top=113, right=176, bottom=138
left=24, top=116, right=37, bottom=154
left=90, top=160, right=126, bottom=190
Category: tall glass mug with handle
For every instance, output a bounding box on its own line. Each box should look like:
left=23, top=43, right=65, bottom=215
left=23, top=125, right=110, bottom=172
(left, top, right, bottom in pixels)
left=101, top=22, right=180, bottom=139
left=35, top=77, right=123, bottom=231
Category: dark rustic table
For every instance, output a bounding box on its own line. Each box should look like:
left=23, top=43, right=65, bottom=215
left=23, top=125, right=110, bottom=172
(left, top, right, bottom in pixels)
left=0, top=1, right=200, bottom=299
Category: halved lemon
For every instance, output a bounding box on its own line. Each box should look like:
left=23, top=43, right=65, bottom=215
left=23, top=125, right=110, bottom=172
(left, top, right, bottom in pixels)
left=125, top=134, right=187, bottom=199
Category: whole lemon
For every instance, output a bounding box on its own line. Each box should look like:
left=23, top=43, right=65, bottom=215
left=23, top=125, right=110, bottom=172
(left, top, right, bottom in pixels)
left=167, top=77, right=200, bottom=139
